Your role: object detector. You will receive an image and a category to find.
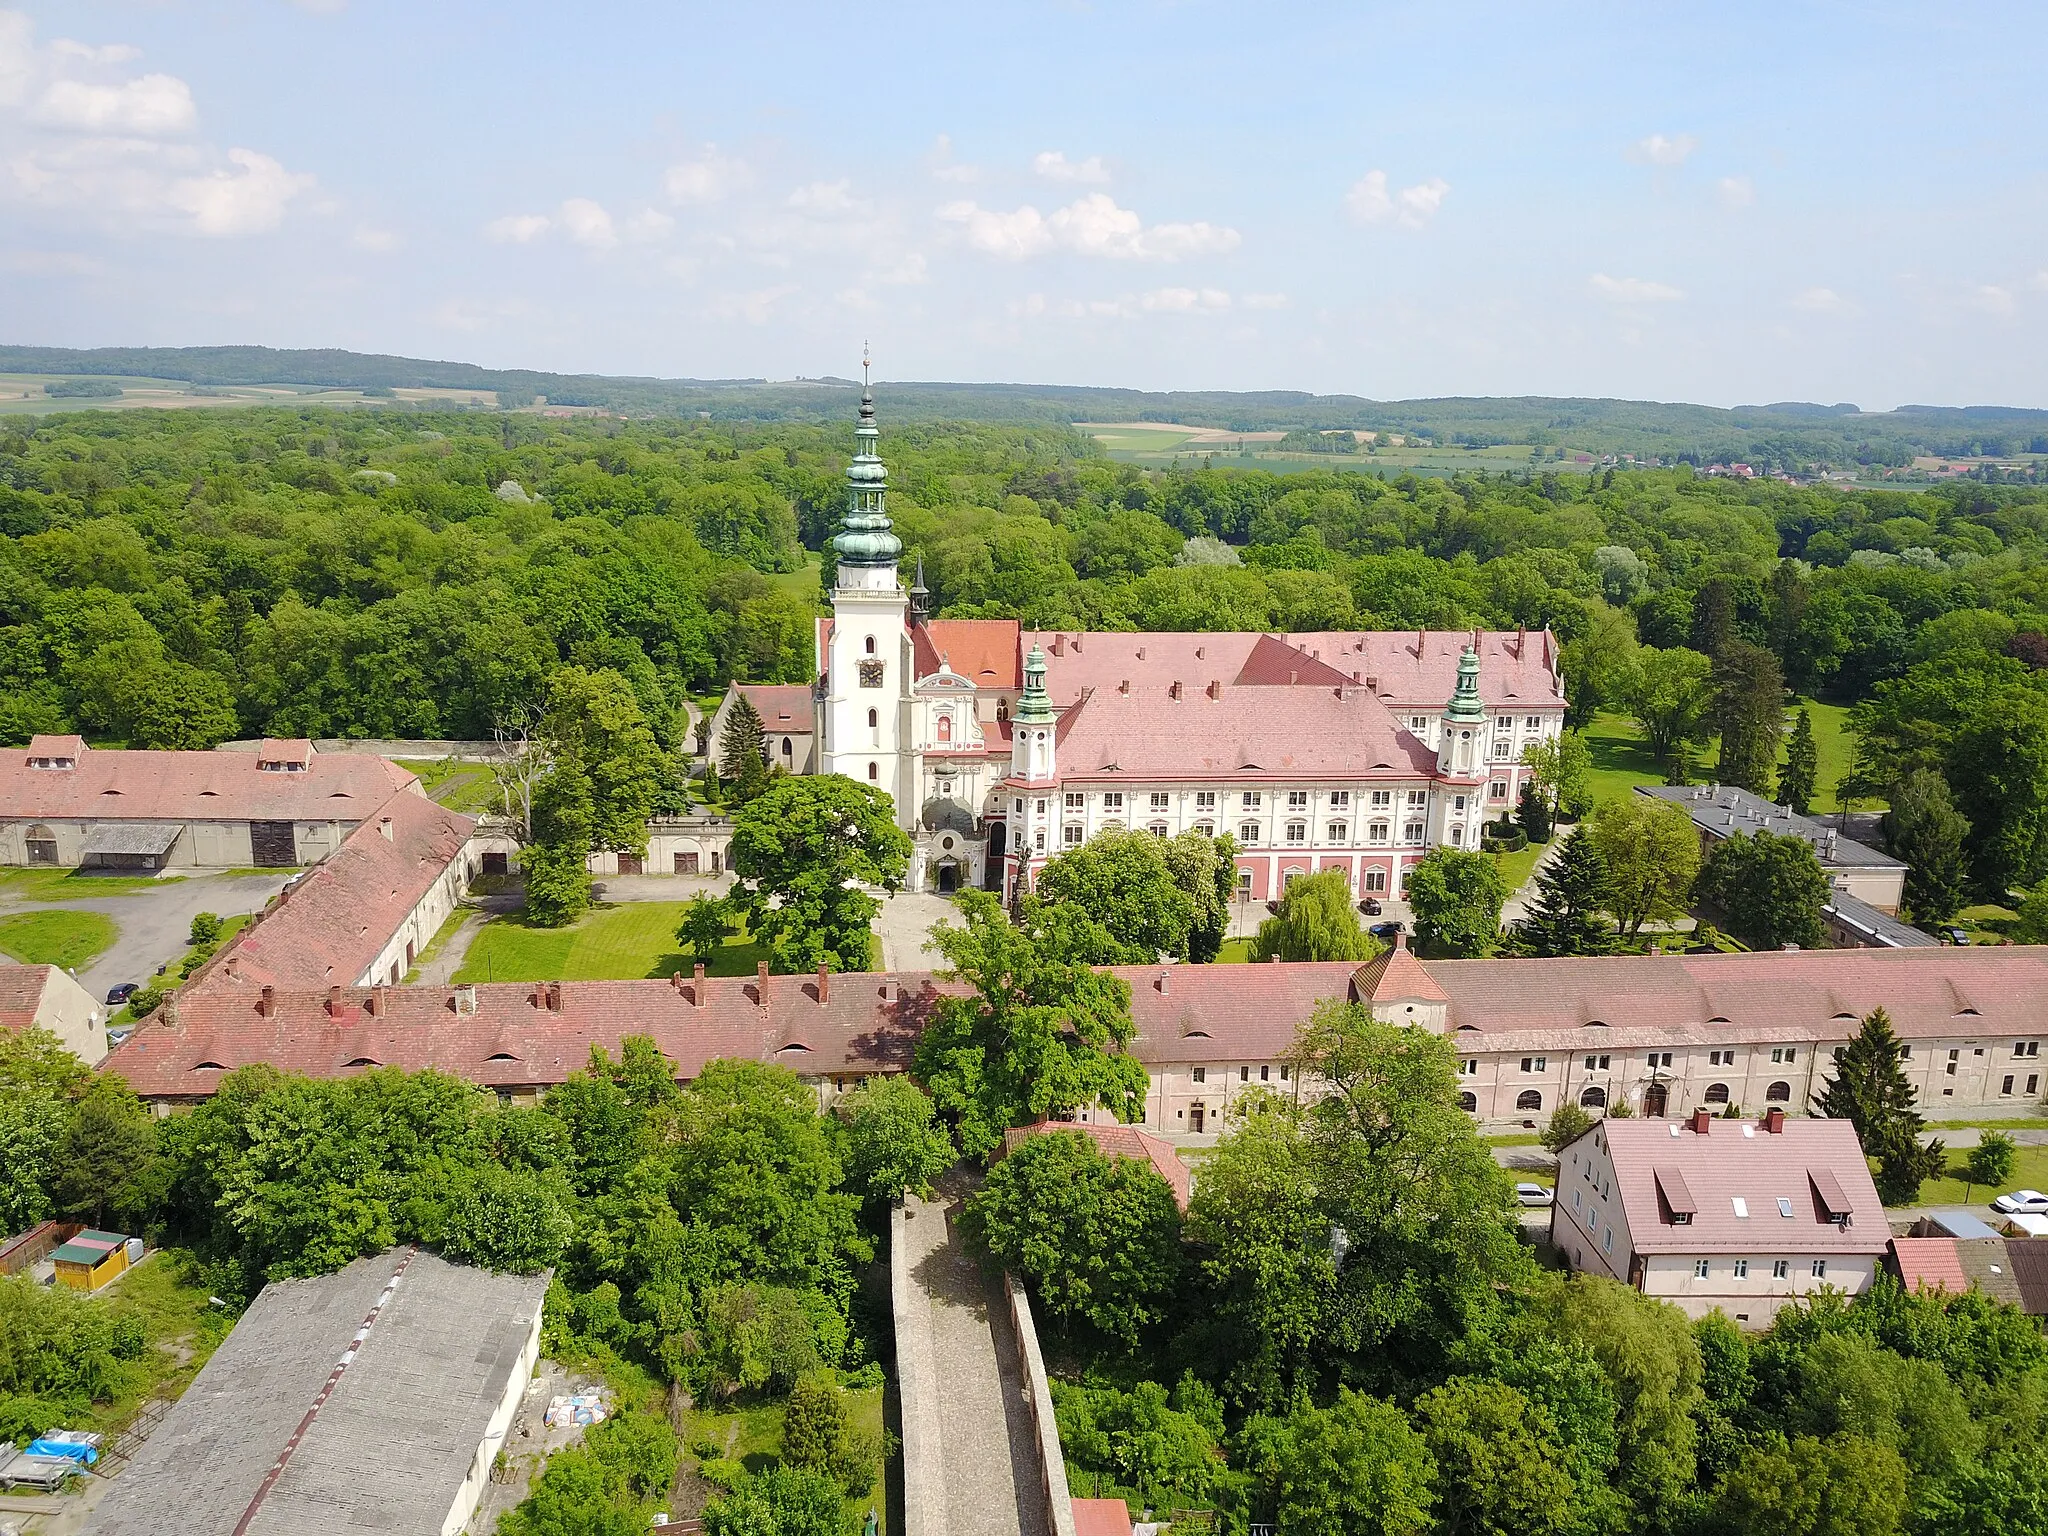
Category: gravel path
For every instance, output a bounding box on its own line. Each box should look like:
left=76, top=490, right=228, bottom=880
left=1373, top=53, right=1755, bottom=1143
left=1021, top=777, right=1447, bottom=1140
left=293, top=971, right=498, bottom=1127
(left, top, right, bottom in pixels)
left=897, top=1179, right=1046, bottom=1536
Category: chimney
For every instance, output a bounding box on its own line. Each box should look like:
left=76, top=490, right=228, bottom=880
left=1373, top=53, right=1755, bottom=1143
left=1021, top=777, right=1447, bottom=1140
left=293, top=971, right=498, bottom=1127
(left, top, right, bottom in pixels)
left=1415, top=628, right=1425, bottom=657
left=1051, top=634, right=1064, bottom=656
left=1690, top=1108, right=1713, bottom=1135
left=546, top=981, right=562, bottom=1013
left=1119, top=679, right=1130, bottom=695
left=1170, top=680, right=1183, bottom=700
left=671, top=971, right=684, bottom=992
left=1764, top=1107, right=1785, bottom=1134
left=1393, top=930, right=1407, bottom=952
left=1517, top=624, right=1527, bottom=657
left=1288, top=670, right=1298, bottom=684
left=365, top=987, right=382, bottom=1018
left=326, top=984, right=343, bottom=1017
left=881, top=978, right=896, bottom=1003
left=693, top=961, right=706, bottom=1006
left=257, top=985, right=275, bottom=1017
left=1155, top=970, right=1169, bottom=995
left=1268, top=953, right=1281, bottom=963
left=224, top=955, right=239, bottom=980
left=1648, top=943, right=1661, bottom=956
left=378, top=816, right=393, bottom=842
left=757, top=960, right=771, bottom=1007
left=1207, top=680, right=1222, bottom=700
left=816, top=963, right=830, bottom=1003
left=1137, top=645, right=1146, bottom=661
left=454, top=984, right=478, bottom=1015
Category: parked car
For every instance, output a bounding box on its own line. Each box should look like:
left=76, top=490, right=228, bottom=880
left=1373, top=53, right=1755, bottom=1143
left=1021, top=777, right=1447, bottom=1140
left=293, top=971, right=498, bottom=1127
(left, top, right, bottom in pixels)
left=1515, top=1183, right=1554, bottom=1207
left=1358, top=896, right=1384, bottom=916
left=1991, top=1189, right=2048, bottom=1215
left=105, top=982, right=138, bottom=1006
left=1939, top=926, right=1970, bottom=946
left=1368, top=920, right=1405, bottom=940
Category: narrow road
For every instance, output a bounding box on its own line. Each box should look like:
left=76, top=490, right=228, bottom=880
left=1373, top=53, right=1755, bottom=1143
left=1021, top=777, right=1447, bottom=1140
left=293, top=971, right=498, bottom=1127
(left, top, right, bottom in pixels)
left=896, top=1177, right=1049, bottom=1536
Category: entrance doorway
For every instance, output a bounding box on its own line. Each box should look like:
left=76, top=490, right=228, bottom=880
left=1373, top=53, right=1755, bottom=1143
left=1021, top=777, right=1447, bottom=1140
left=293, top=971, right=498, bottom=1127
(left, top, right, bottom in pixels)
left=617, top=853, right=642, bottom=875
left=676, top=851, right=700, bottom=875
left=1189, top=1103, right=1206, bottom=1133
left=1643, top=1082, right=1669, bottom=1118
left=984, top=821, right=1006, bottom=890
left=936, top=861, right=959, bottom=893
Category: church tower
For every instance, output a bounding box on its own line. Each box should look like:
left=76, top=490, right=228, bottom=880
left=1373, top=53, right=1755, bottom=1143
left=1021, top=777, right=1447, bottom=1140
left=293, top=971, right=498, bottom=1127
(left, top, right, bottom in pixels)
left=820, top=372, right=911, bottom=820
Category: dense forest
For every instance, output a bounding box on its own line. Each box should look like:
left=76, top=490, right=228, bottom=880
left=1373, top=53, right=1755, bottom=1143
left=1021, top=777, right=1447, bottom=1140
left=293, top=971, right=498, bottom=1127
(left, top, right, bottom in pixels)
left=8, top=344, right=2048, bottom=460
left=7, top=401, right=2048, bottom=906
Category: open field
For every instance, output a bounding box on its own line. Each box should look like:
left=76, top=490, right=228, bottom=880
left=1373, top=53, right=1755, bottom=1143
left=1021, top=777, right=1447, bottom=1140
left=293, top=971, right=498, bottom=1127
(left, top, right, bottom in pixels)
left=0, top=908, right=117, bottom=968
left=0, top=373, right=502, bottom=416
left=452, top=900, right=768, bottom=983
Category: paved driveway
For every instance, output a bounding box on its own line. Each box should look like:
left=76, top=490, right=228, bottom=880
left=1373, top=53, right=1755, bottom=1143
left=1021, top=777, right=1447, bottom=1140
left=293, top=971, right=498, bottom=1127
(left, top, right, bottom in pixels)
left=0, top=871, right=292, bottom=1004
left=874, top=891, right=960, bottom=972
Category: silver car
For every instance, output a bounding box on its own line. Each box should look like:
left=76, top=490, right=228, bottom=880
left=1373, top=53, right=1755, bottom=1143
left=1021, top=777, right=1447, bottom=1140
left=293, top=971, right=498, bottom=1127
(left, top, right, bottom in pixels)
left=1515, top=1182, right=1554, bottom=1207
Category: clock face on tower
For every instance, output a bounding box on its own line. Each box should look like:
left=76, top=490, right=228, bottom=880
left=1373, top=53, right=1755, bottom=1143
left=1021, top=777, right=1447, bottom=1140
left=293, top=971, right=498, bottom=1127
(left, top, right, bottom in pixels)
left=858, top=659, right=886, bottom=688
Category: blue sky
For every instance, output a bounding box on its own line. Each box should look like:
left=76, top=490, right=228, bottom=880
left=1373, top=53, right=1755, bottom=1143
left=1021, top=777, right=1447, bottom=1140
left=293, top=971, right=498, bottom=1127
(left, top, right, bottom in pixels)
left=2, top=2, right=2044, bottom=407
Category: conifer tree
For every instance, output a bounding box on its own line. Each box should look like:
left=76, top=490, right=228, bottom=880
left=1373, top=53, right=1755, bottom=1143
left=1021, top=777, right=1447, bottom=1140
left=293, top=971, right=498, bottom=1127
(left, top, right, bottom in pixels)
left=1711, top=641, right=1785, bottom=795
left=719, top=692, right=770, bottom=804
left=1514, top=830, right=1616, bottom=956
left=1777, top=707, right=1818, bottom=815
left=1516, top=780, right=1553, bottom=844
left=1882, top=768, right=1971, bottom=925
left=1816, top=1007, right=1947, bottom=1204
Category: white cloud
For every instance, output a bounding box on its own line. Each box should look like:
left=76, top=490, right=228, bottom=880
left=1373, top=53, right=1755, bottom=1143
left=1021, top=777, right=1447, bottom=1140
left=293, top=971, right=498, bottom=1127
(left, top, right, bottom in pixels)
left=166, top=148, right=312, bottom=235
left=1141, top=286, right=1231, bottom=313
left=939, top=192, right=1238, bottom=263
left=486, top=212, right=551, bottom=243
left=2031, top=270, right=2048, bottom=293
left=1242, top=292, right=1290, bottom=310
left=557, top=197, right=615, bottom=248
left=1972, top=284, right=2016, bottom=316
left=1344, top=170, right=1450, bottom=229
left=1590, top=273, right=1684, bottom=303
left=351, top=225, right=399, bottom=251
left=1033, top=150, right=1109, bottom=184
left=624, top=208, right=673, bottom=242
left=429, top=295, right=527, bottom=333
left=927, top=133, right=978, bottom=183
left=1628, top=133, right=1698, bottom=167
left=1792, top=286, right=1846, bottom=313
left=663, top=145, right=748, bottom=204
left=788, top=178, right=856, bottom=213
left=872, top=251, right=927, bottom=286
left=35, top=72, right=194, bottom=133
left=1717, top=175, right=1755, bottom=209
left=706, top=283, right=801, bottom=324
left=0, top=12, right=309, bottom=237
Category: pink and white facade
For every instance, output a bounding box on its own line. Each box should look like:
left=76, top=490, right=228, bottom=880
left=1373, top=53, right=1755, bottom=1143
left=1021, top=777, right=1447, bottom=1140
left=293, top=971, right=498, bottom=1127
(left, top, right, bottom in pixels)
left=811, top=393, right=1567, bottom=895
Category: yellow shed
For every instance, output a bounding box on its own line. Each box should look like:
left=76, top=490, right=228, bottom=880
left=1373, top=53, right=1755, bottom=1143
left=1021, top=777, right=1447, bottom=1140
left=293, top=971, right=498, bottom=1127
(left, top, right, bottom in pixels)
left=51, top=1230, right=131, bottom=1291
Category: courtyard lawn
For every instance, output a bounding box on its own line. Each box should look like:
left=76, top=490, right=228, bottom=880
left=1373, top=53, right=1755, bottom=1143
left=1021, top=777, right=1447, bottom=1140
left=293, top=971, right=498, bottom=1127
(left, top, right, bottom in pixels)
left=1794, top=698, right=1857, bottom=813
left=452, top=901, right=768, bottom=984
left=0, top=907, right=117, bottom=969
left=1955, top=903, right=2020, bottom=945
left=1492, top=840, right=1544, bottom=893
left=1893, top=1143, right=2048, bottom=1209
left=1216, top=938, right=1252, bottom=963
left=394, top=758, right=503, bottom=815
left=1582, top=711, right=1668, bottom=809
left=0, top=867, right=172, bottom=901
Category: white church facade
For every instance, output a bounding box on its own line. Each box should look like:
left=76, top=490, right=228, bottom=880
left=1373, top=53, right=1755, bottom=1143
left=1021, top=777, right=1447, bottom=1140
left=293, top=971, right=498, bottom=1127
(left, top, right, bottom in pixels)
left=808, top=389, right=1569, bottom=897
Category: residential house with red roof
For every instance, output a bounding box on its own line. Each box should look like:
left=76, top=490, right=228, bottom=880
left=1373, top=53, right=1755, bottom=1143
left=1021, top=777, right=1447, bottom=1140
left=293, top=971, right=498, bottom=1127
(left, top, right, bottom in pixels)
left=0, top=736, right=419, bottom=871
left=789, top=388, right=1565, bottom=896
left=1550, top=1109, right=1888, bottom=1326
left=0, top=962, right=105, bottom=1065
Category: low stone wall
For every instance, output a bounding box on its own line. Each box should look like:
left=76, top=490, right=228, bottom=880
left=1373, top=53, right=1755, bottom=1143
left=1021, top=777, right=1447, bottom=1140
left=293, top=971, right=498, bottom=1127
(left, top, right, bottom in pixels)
left=1004, top=1272, right=1079, bottom=1536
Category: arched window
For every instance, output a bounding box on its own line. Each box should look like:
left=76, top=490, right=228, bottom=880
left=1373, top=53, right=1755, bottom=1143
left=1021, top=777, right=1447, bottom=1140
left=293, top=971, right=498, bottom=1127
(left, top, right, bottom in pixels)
left=864, top=635, right=876, bottom=655
left=780, top=737, right=793, bottom=756
left=1704, top=1082, right=1731, bottom=1104
left=1765, top=1080, right=1792, bottom=1103
left=1579, top=1085, right=1607, bottom=1109
left=867, top=708, right=877, bottom=728
left=1516, top=1089, right=1543, bottom=1112
left=937, top=713, right=952, bottom=742
left=1458, top=1092, right=1478, bottom=1113
left=867, top=762, right=878, bottom=782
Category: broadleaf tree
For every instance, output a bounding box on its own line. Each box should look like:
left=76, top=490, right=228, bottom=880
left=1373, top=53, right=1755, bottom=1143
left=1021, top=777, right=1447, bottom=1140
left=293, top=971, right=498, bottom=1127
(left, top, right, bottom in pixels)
left=725, top=775, right=911, bottom=973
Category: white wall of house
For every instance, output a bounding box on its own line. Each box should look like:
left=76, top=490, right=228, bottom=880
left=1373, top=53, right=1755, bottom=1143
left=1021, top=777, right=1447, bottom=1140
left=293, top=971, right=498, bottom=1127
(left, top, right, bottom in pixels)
left=30, top=965, right=107, bottom=1066
left=360, top=840, right=484, bottom=987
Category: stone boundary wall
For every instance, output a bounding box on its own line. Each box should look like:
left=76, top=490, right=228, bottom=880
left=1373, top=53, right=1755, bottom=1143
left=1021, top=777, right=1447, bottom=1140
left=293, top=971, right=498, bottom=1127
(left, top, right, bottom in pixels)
left=1004, top=1271, right=1079, bottom=1536
left=219, top=739, right=515, bottom=762
left=891, top=1200, right=944, bottom=1536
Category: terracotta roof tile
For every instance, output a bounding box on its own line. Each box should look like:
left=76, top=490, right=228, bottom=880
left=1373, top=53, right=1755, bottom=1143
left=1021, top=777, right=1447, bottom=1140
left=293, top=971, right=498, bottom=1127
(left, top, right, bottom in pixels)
left=917, top=620, right=1020, bottom=688
left=737, top=684, right=815, bottom=733
left=1890, top=1236, right=1967, bottom=1294
left=1, top=742, right=414, bottom=822
left=0, top=964, right=55, bottom=1033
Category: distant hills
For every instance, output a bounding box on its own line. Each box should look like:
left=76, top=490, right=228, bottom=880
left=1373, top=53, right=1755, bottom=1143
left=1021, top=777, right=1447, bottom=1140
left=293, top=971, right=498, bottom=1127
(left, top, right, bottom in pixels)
left=5, top=343, right=2047, bottom=468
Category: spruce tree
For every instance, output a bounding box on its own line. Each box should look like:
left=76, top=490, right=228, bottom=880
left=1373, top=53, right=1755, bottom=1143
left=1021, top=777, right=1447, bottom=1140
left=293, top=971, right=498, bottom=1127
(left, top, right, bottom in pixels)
left=1777, top=707, right=1818, bottom=816
left=1882, top=768, right=1971, bottom=925
left=1815, top=1008, right=1947, bottom=1204
left=718, top=691, right=767, bottom=782
left=1711, top=641, right=1785, bottom=795
left=1514, top=830, right=1616, bottom=956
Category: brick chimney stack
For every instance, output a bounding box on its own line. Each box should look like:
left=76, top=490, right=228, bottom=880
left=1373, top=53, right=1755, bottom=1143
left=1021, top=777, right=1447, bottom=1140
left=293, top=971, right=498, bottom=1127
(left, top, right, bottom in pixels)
left=816, top=964, right=830, bottom=1003
left=693, top=961, right=707, bottom=1006
left=1765, top=1107, right=1786, bottom=1134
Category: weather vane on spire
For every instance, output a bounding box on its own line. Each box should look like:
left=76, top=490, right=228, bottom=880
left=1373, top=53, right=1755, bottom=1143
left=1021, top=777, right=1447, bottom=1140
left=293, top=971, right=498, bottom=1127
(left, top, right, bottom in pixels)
left=862, top=341, right=870, bottom=390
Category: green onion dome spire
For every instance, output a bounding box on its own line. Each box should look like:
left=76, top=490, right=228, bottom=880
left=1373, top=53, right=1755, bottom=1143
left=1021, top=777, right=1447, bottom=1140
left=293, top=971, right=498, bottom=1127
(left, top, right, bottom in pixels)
left=1446, top=643, right=1485, bottom=724
left=832, top=374, right=901, bottom=570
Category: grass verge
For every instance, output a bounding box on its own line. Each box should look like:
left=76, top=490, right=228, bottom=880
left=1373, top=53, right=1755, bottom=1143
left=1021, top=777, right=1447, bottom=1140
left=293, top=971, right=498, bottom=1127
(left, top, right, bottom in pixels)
left=0, top=908, right=117, bottom=969
left=452, top=901, right=769, bottom=984
left=0, top=868, right=173, bottom=901
left=1892, top=1143, right=2048, bottom=1207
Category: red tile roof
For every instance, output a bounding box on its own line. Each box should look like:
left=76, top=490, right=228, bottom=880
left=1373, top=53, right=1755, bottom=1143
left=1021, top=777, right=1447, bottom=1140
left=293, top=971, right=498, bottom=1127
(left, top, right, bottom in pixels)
left=26, top=734, right=84, bottom=760
left=1, top=742, right=415, bottom=823
left=1049, top=680, right=1438, bottom=782
left=1588, top=1115, right=1886, bottom=1256
left=206, top=792, right=474, bottom=990
left=1427, top=947, right=2048, bottom=1047
left=0, top=964, right=55, bottom=1034
left=1354, top=938, right=1451, bottom=1004
left=916, top=619, right=1020, bottom=688
left=1890, top=1236, right=1968, bottom=1294
left=1002, top=1121, right=1192, bottom=1211
left=1071, top=1499, right=1132, bottom=1536
left=737, top=684, right=816, bottom=734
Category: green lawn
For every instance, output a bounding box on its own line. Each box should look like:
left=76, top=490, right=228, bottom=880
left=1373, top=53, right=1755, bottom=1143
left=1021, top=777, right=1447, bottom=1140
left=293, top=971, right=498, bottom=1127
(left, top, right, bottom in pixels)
left=1794, top=698, right=1856, bottom=814
left=1895, top=1143, right=2048, bottom=1208
left=0, top=908, right=117, bottom=969
left=0, top=867, right=173, bottom=901
left=1492, top=841, right=1544, bottom=892
left=394, top=758, right=503, bottom=815
left=1582, top=712, right=1668, bottom=809
left=1956, top=903, right=2019, bottom=945
left=678, top=1384, right=886, bottom=1531
left=1216, top=937, right=1252, bottom=963
left=402, top=907, right=471, bottom=982
left=452, top=901, right=769, bottom=984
